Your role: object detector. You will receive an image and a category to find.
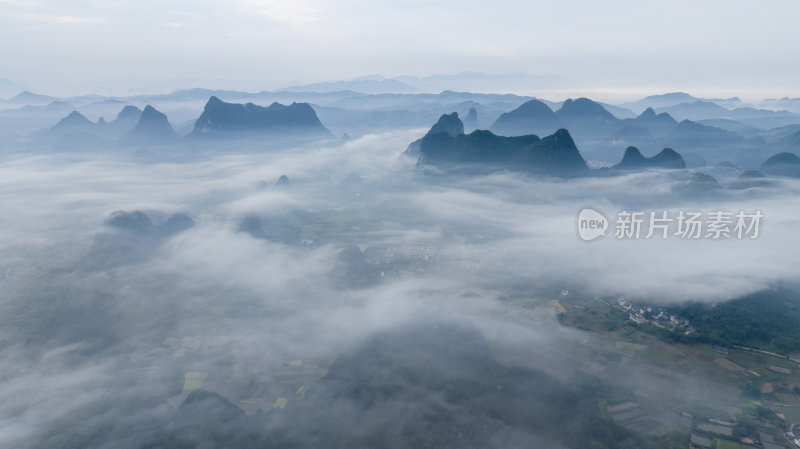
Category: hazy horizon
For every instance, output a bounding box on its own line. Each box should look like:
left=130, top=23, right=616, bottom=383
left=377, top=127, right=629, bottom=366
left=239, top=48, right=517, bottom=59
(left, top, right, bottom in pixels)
left=2, top=0, right=800, bottom=99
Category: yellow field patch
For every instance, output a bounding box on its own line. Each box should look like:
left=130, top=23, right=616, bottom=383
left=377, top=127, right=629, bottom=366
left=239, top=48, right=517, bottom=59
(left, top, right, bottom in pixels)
left=548, top=300, right=567, bottom=315
left=182, top=372, right=208, bottom=391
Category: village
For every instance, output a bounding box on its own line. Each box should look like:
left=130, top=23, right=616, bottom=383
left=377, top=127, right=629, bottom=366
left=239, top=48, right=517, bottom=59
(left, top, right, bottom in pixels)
left=550, top=292, right=800, bottom=449
left=616, top=298, right=695, bottom=333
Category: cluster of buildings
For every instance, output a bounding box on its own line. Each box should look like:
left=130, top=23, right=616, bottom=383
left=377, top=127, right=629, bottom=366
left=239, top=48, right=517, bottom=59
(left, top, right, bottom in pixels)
left=617, top=299, right=693, bottom=330
left=787, top=425, right=800, bottom=447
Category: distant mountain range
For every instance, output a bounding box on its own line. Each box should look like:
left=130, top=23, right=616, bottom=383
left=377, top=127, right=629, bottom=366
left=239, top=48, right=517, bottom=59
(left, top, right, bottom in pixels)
left=409, top=110, right=798, bottom=185
left=6, top=90, right=55, bottom=105
left=35, top=96, right=333, bottom=147
left=280, top=72, right=570, bottom=94
left=43, top=104, right=176, bottom=145
left=474, top=97, right=785, bottom=166
left=280, top=75, right=420, bottom=94
left=620, top=92, right=745, bottom=112
left=652, top=100, right=798, bottom=123
left=487, top=97, right=627, bottom=141
left=4, top=85, right=800, bottom=167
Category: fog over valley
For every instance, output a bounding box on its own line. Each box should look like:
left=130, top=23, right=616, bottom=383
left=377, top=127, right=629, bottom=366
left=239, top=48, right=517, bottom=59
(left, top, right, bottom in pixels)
left=2, top=96, right=800, bottom=447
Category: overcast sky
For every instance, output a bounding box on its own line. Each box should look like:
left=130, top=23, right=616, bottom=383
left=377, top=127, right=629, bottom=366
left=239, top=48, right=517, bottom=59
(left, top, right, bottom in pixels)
left=1, top=0, right=799, bottom=97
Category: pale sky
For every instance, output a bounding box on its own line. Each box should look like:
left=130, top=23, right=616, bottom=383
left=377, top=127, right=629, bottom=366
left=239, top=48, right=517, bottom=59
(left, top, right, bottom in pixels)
left=1, top=0, right=799, bottom=97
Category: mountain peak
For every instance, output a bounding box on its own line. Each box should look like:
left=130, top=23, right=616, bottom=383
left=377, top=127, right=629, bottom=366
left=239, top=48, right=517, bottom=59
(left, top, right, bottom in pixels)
left=114, top=105, right=142, bottom=122
left=761, top=152, right=800, bottom=177
left=514, top=99, right=555, bottom=116
left=556, top=98, right=618, bottom=124
left=191, top=96, right=331, bottom=138
left=550, top=128, right=577, bottom=146
left=558, top=98, right=612, bottom=116
left=122, top=104, right=178, bottom=144
left=105, top=210, right=155, bottom=234
left=65, top=110, right=91, bottom=124
left=50, top=110, right=93, bottom=130
left=490, top=99, right=559, bottom=137
left=403, top=112, right=464, bottom=157
left=140, top=105, right=163, bottom=120
left=429, top=112, right=464, bottom=137
left=646, top=92, right=695, bottom=101
left=238, top=214, right=267, bottom=239
left=462, top=107, right=479, bottom=131
left=9, top=90, right=56, bottom=104
left=621, top=146, right=646, bottom=163
left=613, top=146, right=685, bottom=170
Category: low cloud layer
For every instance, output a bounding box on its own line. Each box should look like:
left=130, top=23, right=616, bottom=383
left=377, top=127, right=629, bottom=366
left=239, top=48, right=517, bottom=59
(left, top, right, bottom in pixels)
left=1, top=129, right=799, bottom=447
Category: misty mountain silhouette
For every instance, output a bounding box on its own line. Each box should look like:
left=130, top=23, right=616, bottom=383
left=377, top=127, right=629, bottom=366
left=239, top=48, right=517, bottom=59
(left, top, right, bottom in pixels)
left=238, top=214, right=268, bottom=239
left=621, top=92, right=743, bottom=112
left=106, top=105, right=142, bottom=135
left=728, top=170, right=775, bottom=190
left=160, top=212, right=196, bottom=236
left=8, top=90, right=56, bottom=105
left=237, top=213, right=300, bottom=244
left=672, top=172, right=723, bottom=197
left=655, top=100, right=730, bottom=121
left=330, top=243, right=381, bottom=289
left=45, top=110, right=97, bottom=137
left=57, top=110, right=94, bottom=128
left=555, top=98, right=620, bottom=125
left=276, top=174, right=291, bottom=187
left=105, top=210, right=195, bottom=238
left=490, top=99, right=560, bottom=137
left=114, top=104, right=142, bottom=121
left=416, top=113, right=589, bottom=176
left=76, top=210, right=196, bottom=271
left=44, top=105, right=147, bottom=142
left=190, top=96, right=331, bottom=139
left=612, top=146, right=685, bottom=170
left=106, top=210, right=156, bottom=234
left=716, top=161, right=740, bottom=169
left=632, top=92, right=698, bottom=108
left=122, top=105, right=179, bottom=144
left=783, top=130, right=800, bottom=147
left=761, top=152, right=800, bottom=177
left=403, top=112, right=464, bottom=157
left=627, top=107, right=678, bottom=137
left=281, top=76, right=420, bottom=94
left=663, top=120, right=748, bottom=147
left=462, top=107, right=479, bottom=132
